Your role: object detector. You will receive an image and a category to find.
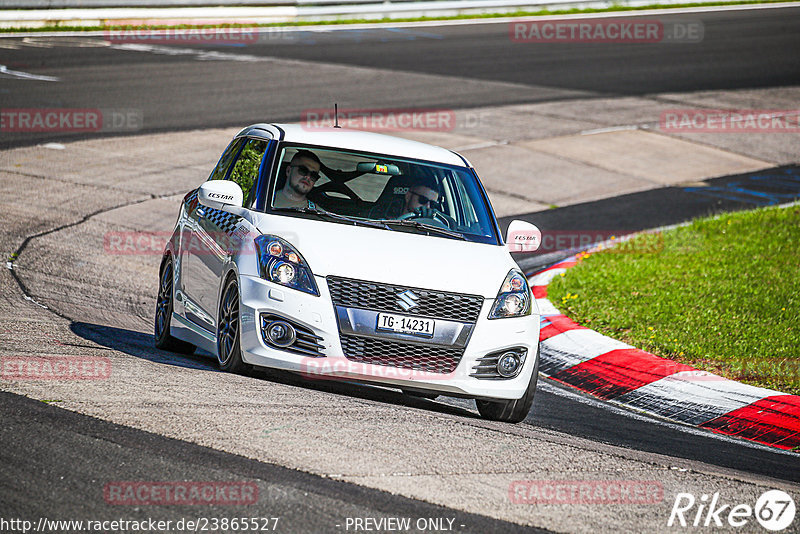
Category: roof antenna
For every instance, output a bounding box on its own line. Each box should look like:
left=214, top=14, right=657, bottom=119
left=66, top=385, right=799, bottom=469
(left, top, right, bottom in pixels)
left=334, top=103, right=341, bottom=128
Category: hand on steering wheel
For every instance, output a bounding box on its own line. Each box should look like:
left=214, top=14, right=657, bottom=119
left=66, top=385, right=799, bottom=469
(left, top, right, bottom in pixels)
left=398, top=206, right=452, bottom=228
left=415, top=206, right=438, bottom=219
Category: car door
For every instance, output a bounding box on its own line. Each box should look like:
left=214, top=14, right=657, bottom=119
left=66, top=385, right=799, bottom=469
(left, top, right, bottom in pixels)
left=182, top=137, right=270, bottom=332
left=180, top=137, right=242, bottom=331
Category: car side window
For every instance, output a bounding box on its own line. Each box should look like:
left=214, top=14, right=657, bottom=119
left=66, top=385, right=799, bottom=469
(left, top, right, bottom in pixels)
left=209, top=138, right=244, bottom=182
left=229, top=138, right=268, bottom=208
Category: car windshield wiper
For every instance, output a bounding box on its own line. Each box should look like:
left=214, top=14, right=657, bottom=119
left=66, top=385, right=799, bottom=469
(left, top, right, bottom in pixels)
left=376, top=219, right=466, bottom=240
left=273, top=206, right=389, bottom=230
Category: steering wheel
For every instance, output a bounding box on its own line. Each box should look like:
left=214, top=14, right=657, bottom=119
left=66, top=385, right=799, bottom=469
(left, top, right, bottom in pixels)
left=398, top=209, right=454, bottom=229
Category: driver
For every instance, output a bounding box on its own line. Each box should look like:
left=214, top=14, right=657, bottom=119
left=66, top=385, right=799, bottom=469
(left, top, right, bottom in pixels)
left=273, top=149, right=322, bottom=209
left=401, top=174, right=441, bottom=219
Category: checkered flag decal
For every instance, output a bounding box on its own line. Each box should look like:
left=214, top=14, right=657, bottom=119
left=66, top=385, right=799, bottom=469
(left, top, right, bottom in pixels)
left=205, top=208, right=240, bottom=235
left=185, top=189, right=199, bottom=213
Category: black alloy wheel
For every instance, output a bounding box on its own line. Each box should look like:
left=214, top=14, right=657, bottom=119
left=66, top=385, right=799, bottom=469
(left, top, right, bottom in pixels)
left=216, top=276, right=249, bottom=374
left=154, top=257, right=195, bottom=354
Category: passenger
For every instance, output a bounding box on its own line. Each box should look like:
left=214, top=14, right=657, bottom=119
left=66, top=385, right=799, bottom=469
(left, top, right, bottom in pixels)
left=273, top=150, right=322, bottom=209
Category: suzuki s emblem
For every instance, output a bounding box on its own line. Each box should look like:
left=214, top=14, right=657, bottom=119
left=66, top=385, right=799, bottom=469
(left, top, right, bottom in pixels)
left=396, top=289, right=420, bottom=311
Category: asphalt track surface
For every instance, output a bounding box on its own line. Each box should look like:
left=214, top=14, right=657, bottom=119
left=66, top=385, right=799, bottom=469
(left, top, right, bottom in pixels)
left=1, top=6, right=799, bottom=148
left=2, top=6, right=800, bottom=532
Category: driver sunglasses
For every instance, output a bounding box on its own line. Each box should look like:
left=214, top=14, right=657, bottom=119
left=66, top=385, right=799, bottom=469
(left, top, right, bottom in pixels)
left=412, top=191, right=440, bottom=207
left=291, top=164, right=321, bottom=181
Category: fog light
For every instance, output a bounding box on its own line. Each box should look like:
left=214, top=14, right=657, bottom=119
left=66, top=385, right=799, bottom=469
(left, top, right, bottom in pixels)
left=497, top=351, right=521, bottom=377
left=265, top=320, right=296, bottom=347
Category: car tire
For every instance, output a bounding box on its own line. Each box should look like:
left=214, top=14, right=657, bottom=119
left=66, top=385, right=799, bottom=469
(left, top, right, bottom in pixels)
left=154, top=257, right=196, bottom=354
left=475, top=347, right=539, bottom=423
left=216, top=276, right=250, bottom=375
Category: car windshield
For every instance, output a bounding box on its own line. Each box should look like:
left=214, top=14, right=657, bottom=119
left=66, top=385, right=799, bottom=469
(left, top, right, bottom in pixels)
left=267, top=144, right=499, bottom=244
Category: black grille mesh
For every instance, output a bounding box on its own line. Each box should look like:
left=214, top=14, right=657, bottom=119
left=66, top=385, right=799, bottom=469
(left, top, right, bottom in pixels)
left=340, top=334, right=463, bottom=374
left=327, top=276, right=483, bottom=323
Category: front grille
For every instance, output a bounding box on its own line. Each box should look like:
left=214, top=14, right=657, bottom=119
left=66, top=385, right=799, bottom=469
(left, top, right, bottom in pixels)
left=327, top=276, right=483, bottom=323
left=340, top=334, right=463, bottom=374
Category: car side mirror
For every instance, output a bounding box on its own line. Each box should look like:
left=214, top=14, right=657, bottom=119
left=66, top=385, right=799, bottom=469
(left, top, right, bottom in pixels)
left=198, top=180, right=244, bottom=211
left=506, top=220, right=541, bottom=253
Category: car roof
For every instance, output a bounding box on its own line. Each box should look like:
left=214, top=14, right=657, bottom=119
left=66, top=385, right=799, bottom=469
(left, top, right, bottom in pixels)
left=236, top=123, right=469, bottom=167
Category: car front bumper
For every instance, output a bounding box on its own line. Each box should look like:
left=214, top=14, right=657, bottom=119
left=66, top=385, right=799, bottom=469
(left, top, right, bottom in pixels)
left=237, top=274, right=540, bottom=400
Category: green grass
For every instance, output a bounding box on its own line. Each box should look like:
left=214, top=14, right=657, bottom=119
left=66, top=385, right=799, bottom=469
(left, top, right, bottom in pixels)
left=547, top=205, right=800, bottom=395
left=0, top=0, right=795, bottom=33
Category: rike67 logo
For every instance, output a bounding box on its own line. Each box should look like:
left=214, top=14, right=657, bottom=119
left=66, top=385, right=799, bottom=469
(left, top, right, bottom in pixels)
left=668, top=490, right=796, bottom=531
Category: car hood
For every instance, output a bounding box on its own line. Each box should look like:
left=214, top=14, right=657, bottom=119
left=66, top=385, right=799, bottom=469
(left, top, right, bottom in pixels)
left=253, top=214, right=516, bottom=298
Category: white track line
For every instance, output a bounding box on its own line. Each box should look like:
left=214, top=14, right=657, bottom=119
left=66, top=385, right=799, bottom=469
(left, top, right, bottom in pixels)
left=0, top=64, right=59, bottom=81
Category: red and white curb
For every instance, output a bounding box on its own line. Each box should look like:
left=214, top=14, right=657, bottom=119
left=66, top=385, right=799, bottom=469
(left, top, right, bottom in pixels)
left=529, top=256, right=800, bottom=451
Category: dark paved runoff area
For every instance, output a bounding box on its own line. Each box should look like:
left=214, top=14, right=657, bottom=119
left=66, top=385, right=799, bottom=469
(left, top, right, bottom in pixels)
left=504, top=164, right=800, bottom=269
left=0, top=391, right=543, bottom=534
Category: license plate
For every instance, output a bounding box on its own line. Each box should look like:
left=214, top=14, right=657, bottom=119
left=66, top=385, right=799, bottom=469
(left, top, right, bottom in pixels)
left=376, top=312, right=434, bottom=337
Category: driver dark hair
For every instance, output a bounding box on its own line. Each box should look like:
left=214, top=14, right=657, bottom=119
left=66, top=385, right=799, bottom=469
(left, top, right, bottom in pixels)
left=291, top=149, right=322, bottom=166
left=409, top=170, right=440, bottom=195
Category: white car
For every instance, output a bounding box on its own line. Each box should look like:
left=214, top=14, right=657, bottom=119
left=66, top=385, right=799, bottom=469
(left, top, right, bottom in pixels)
left=155, top=123, right=542, bottom=422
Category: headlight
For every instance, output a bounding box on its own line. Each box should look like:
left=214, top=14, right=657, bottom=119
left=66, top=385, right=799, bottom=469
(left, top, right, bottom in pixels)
left=254, top=235, right=319, bottom=296
left=488, top=269, right=532, bottom=319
